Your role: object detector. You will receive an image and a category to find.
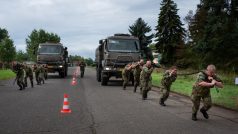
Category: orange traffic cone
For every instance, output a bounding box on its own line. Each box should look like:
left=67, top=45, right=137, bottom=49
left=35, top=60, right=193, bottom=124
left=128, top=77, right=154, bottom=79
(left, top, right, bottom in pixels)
left=61, top=94, right=71, bottom=113
left=71, top=78, right=77, bottom=86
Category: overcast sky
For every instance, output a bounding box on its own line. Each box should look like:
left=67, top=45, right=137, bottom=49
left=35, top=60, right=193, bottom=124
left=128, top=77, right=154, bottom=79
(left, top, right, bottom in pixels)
left=0, top=0, right=199, bottom=59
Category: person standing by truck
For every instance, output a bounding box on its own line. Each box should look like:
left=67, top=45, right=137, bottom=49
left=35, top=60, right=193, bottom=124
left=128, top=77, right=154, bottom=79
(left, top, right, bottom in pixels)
left=79, top=60, right=86, bottom=78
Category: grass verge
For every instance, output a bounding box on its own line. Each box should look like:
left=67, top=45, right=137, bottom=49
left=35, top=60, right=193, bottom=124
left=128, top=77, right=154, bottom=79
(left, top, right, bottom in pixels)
left=152, top=72, right=238, bottom=111
left=0, top=69, right=16, bottom=80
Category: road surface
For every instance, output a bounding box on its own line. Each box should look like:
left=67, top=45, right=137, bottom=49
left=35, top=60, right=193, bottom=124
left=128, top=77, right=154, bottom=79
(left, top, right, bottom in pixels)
left=0, top=67, right=238, bottom=134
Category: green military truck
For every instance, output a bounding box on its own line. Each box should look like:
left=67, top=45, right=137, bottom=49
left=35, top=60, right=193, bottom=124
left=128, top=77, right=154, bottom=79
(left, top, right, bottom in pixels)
left=95, top=34, right=141, bottom=85
left=37, top=42, right=68, bottom=78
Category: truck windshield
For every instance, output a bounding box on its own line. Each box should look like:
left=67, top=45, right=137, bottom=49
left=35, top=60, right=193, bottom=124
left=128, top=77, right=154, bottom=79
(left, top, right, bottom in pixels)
left=38, top=45, right=62, bottom=54
left=107, top=39, right=140, bottom=52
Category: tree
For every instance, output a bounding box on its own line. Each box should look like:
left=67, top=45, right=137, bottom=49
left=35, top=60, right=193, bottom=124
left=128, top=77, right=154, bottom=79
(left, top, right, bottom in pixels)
left=0, top=38, right=16, bottom=65
left=15, top=50, right=29, bottom=62
left=26, top=29, right=61, bottom=61
left=187, top=0, right=238, bottom=69
left=155, top=0, right=185, bottom=65
left=0, top=28, right=9, bottom=41
left=85, top=58, right=94, bottom=66
left=129, top=18, right=154, bottom=60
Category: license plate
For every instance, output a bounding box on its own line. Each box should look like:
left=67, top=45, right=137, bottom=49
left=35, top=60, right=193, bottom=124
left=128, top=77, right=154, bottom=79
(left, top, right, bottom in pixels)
left=48, top=66, right=53, bottom=68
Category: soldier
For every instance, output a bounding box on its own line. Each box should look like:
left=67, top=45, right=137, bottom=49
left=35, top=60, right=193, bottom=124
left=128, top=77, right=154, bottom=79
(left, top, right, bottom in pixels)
left=79, top=60, right=86, bottom=78
left=140, top=60, right=154, bottom=100
left=13, top=63, right=25, bottom=90
left=122, top=63, right=133, bottom=90
left=43, top=64, right=48, bottom=80
left=191, top=64, right=223, bottom=121
left=34, top=64, right=41, bottom=85
left=24, top=64, right=34, bottom=88
left=159, top=66, right=177, bottom=106
left=132, top=59, right=144, bottom=93
left=39, top=65, right=45, bottom=84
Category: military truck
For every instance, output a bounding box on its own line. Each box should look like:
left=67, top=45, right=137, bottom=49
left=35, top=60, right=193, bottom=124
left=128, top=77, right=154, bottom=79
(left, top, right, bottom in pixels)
left=95, top=34, right=141, bottom=85
left=37, top=42, right=68, bottom=78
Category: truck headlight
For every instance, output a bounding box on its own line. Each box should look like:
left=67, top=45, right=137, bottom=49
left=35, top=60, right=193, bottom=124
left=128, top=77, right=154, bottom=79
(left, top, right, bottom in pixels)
left=105, top=67, right=111, bottom=70
left=59, top=65, right=63, bottom=68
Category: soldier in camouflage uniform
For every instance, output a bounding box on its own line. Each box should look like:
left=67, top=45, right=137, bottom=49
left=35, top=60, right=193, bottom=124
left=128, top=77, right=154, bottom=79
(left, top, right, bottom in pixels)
left=34, top=64, right=41, bottom=85
left=159, top=66, right=177, bottom=106
left=132, top=59, right=144, bottom=93
left=24, top=64, right=34, bottom=88
left=140, top=61, right=154, bottom=100
left=39, top=65, right=45, bottom=84
left=43, top=64, right=48, bottom=80
left=191, top=65, right=223, bottom=121
left=122, top=63, right=133, bottom=90
left=79, top=61, right=86, bottom=78
left=13, top=63, right=25, bottom=90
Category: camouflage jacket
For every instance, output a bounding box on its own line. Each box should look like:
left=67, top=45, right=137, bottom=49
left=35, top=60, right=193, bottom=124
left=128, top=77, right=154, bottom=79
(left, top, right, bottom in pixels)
left=140, top=66, right=153, bottom=82
left=133, top=62, right=143, bottom=77
left=25, top=66, right=33, bottom=76
left=192, top=71, right=222, bottom=96
left=122, top=64, right=132, bottom=76
left=161, top=71, right=177, bottom=89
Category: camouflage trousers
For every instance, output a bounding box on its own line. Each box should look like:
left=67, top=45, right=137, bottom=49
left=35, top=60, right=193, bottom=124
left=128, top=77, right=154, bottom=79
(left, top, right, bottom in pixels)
left=24, top=75, right=33, bottom=87
left=141, top=79, right=152, bottom=92
left=134, top=74, right=140, bottom=87
left=160, top=86, right=170, bottom=102
left=17, top=76, right=24, bottom=89
left=122, top=73, right=130, bottom=89
left=191, top=93, right=212, bottom=114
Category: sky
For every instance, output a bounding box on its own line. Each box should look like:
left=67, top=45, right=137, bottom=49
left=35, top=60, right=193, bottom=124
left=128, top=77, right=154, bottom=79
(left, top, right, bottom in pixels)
left=0, top=0, right=200, bottom=59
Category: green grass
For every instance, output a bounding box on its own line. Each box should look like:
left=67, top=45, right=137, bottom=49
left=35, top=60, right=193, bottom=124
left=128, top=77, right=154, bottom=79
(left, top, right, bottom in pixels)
left=0, top=69, right=16, bottom=80
left=152, top=72, right=238, bottom=110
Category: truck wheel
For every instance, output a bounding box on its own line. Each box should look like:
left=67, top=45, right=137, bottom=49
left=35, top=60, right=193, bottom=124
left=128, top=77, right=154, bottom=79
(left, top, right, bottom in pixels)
left=65, top=70, right=68, bottom=77
left=97, top=69, right=101, bottom=82
left=101, top=73, right=108, bottom=86
left=60, top=71, right=65, bottom=78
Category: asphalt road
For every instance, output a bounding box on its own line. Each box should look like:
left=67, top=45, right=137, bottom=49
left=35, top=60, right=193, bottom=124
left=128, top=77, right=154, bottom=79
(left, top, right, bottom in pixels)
left=0, top=67, right=238, bottom=134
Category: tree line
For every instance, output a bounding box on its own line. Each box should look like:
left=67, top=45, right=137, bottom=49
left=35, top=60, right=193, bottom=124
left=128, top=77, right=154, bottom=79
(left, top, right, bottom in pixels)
left=128, top=0, right=238, bottom=71
left=1, top=0, right=238, bottom=71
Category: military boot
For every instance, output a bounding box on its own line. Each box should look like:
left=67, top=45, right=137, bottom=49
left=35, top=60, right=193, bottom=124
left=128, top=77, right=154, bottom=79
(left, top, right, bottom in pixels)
left=142, top=90, right=147, bottom=100
left=31, top=81, right=34, bottom=88
left=134, top=86, right=137, bottom=93
left=200, top=108, right=209, bottom=119
left=192, top=113, right=198, bottom=121
left=123, top=85, right=126, bottom=90
left=18, top=85, right=23, bottom=90
left=159, top=98, right=166, bottom=106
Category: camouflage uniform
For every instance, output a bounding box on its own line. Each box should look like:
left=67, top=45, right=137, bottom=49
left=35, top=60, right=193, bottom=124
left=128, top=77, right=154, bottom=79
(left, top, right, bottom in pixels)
left=133, top=62, right=143, bottom=92
left=122, top=63, right=133, bottom=90
left=191, top=71, right=222, bottom=120
left=43, top=65, right=48, bottom=80
left=160, top=71, right=177, bottom=105
left=14, top=64, right=25, bottom=90
left=79, top=61, right=86, bottom=78
left=24, top=65, right=34, bottom=88
left=39, top=65, right=45, bottom=84
left=34, top=65, right=41, bottom=85
left=140, top=66, right=153, bottom=99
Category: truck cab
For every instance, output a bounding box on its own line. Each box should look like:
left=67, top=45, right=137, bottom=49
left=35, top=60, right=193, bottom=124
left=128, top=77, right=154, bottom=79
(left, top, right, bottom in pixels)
left=95, top=34, right=141, bottom=85
left=37, top=42, right=68, bottom=78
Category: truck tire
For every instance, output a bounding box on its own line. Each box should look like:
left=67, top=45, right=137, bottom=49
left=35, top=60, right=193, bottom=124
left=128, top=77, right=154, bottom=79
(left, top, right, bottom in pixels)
left=65, top=69, right=68, bottom=77
left=101, top=73, right=108, bottom=85
left=97, top=68, right=101, bottom=82
left=60, top=71, right=65, bottom=78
